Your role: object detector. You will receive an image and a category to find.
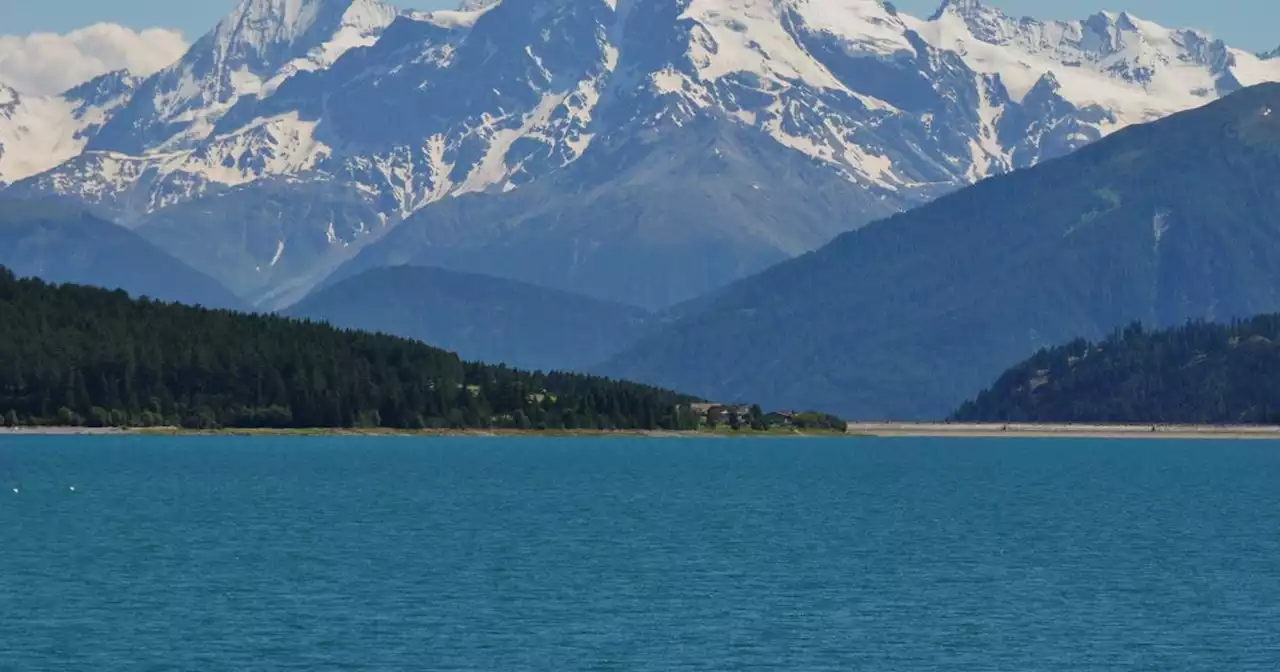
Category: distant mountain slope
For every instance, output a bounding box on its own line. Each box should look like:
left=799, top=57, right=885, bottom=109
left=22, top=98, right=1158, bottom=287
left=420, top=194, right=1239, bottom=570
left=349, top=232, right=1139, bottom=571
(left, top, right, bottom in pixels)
left=7, top=0, right=1278, bottom=308
left=286, top=265, right=651, bottom=371
left=954, top=318, right=1280, bottom=424
left=600, top=83, right=1280, bottom=420
left=324, top=119, right=902, bottom=309
left=0, top=200, right=244, bottom=310
left=135, top=180, right=388, bottom=308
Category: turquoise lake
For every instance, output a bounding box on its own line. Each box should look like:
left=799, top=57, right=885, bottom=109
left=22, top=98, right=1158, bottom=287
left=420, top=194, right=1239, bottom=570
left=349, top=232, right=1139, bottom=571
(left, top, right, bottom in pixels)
left=2, top=436, right=1278, bottom=669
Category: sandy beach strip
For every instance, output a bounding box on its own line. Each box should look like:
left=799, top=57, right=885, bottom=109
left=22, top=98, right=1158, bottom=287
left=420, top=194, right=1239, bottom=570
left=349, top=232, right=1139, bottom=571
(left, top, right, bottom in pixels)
left=847, top=422, right=1280, bottom=440
left=0, top=427, right=130, bottom=436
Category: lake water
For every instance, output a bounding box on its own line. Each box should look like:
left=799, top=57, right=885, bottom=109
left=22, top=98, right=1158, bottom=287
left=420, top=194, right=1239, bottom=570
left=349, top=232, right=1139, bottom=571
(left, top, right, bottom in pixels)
left=1, top=436, right=1278, bottom=670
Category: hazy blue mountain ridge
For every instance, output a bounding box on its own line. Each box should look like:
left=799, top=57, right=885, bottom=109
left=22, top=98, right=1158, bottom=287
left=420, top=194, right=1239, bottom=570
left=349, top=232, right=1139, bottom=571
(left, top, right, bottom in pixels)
left=0, top=199, right=245, bottom=310
left=287, top=265, right=653, bottom=371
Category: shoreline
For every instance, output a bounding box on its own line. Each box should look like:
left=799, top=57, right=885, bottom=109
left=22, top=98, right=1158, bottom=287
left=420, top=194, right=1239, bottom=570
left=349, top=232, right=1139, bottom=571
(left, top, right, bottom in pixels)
left=847, top=422, right=1280, bottom=440
left=7, top=424, right=1280, bottom=440
left=0, top=427, right=844, bottom=439
left=0, top=427, right=130, bottom=436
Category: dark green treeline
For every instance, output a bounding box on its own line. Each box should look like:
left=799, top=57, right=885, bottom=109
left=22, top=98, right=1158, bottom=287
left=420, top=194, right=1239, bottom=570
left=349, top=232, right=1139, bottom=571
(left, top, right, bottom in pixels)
left=0, top=269, right=698, bottom=430
left=954, top=318, right=1280, bottom=424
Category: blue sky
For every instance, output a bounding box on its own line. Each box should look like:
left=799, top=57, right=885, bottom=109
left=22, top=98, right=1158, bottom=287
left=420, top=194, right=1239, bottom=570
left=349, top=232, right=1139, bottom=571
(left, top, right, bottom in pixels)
left=2, top=0, right=1277, bottom=51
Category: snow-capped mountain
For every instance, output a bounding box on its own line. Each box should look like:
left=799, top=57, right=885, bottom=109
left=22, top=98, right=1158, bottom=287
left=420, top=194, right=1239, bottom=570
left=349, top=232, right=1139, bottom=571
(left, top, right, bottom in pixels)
left=5, top=0, right=1279, bottom=308
left=0, top=73, right=138, bottom=186
left=90, top=0, right=400, bottom=156
left=4, top=0, right=399, bottom=217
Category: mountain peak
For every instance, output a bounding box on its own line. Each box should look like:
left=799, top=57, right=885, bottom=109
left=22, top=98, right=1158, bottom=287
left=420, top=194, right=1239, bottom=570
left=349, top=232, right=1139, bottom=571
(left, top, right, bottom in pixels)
left=76, top=0, right=399, bottom=155
left=929, top=0, right=993, bottom=21
left=1085, top=10, right=1142, bottom=33
left=929, top=0, right=1026, bottom=47
left=62, top=70, right=139, bottom=102
left=221, top=0, right=339, bottom=40
left=212, top=0, right=397, bottom=64
left=456, top=0, right=501, bottom=10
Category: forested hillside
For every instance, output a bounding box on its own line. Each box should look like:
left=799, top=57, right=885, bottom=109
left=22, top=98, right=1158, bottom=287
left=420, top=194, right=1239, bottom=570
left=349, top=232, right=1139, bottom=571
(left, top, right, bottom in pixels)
left=954, top=318, right=1280, bottom=424
left=0, top=269, right=695, bottom=430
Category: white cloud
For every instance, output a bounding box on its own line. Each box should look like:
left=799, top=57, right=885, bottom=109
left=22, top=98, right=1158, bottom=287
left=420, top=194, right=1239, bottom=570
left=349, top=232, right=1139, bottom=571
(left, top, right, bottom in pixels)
left=0, top=23, right=187, bottom=96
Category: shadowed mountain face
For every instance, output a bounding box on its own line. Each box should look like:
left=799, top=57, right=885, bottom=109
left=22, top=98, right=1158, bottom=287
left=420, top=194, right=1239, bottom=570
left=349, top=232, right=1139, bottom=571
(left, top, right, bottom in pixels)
left=286, top=265, right=652, bottom=371
left=599, top=83, right=1280, bottom=420
left=5, top=0, right=1277, bottom=308
left=0, top=199, right=244, bottom=310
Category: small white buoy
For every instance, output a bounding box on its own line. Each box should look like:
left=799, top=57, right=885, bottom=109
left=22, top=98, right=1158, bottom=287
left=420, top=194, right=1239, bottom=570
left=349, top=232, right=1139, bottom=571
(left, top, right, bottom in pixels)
left=69, top=486, right=76, bottom=492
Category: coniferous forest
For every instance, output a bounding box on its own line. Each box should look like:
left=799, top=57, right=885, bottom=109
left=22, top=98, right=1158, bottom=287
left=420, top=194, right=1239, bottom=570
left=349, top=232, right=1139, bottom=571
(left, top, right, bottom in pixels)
left=0, top=268, right=699, bottom=430
left=953, top=317, right=1280, bottom=425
